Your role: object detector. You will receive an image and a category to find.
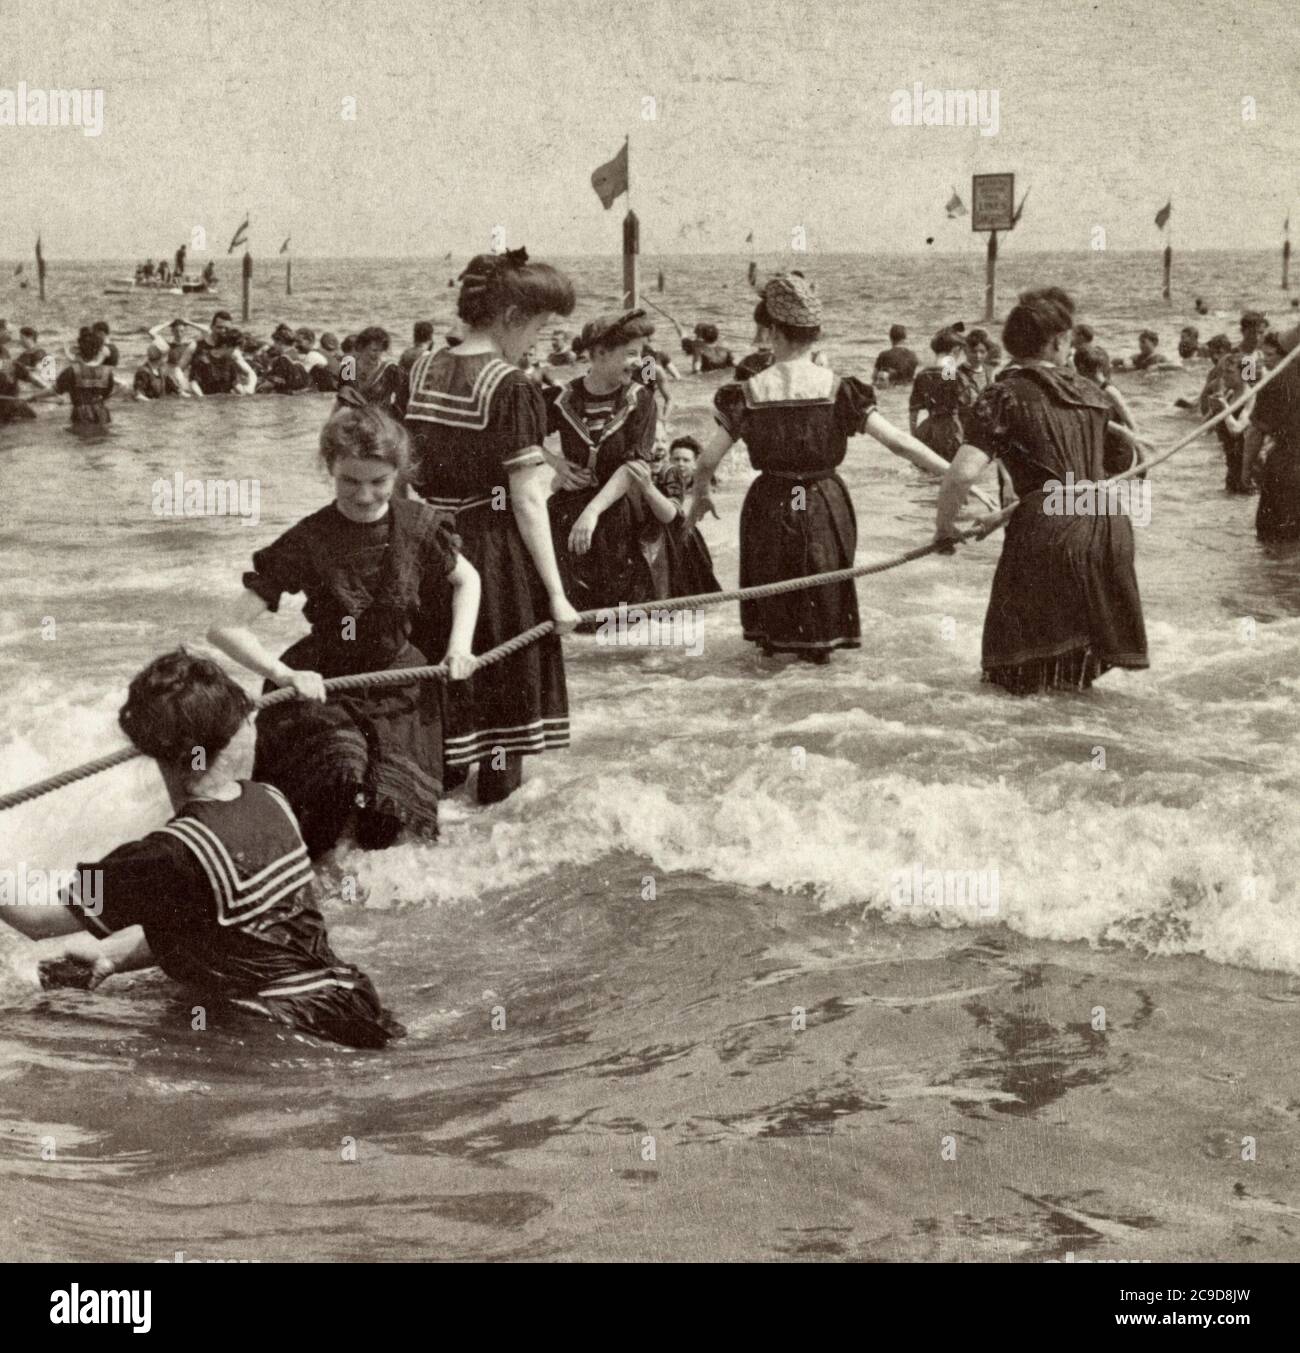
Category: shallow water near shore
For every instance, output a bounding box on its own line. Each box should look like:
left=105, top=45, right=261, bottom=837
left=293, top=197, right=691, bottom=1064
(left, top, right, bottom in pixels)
left=2, top=251, right=1298, bottom=1261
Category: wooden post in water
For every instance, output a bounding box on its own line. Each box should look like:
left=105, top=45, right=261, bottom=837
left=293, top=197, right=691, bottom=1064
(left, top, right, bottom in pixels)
left=286, top=257, right=292, bottom=296
left=984, top=230, right=998, bottom=322
left=1162, top=243, right=1172, bottom=301
left=623, top=209, right=639, bottom=309
left=1284, top=236, right=1291, bottom=292
left=242, top=250, right=252, bottom=322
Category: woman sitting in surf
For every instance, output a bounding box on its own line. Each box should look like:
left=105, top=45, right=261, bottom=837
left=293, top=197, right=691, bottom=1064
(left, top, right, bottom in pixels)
left=207, top=403, right=480, bottom=857
left=0, top=649, right=404, bottom=1048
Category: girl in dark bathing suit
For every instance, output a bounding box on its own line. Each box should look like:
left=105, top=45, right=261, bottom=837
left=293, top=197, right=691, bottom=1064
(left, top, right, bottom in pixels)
left=0, top=650, right=404, bottom=1048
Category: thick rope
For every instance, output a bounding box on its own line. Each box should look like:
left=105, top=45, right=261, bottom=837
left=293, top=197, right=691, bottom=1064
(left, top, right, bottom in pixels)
left=1, top=346, right=1292, bottom=815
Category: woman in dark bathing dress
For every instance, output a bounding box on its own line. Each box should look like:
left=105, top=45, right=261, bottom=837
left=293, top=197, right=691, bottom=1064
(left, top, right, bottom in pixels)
left=684, top=273, right=969, bottom=662
left=1244, top=325, right=1300, bottom=540
left=543, top=309, right=659, bottom=621
left=404, top=248, right=580, bottom=804
left=934, top=287, right=1151, bottom=694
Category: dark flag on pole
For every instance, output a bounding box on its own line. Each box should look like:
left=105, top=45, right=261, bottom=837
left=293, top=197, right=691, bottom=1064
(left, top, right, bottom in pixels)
left=1155, top=201, right=1172, bottom=230
left=279, top=236, right=290, bottom=255
left=227, top=215, right=250, bottom=254
left=591, top=142, right=629, bottom=210
left=745, top=230, right=754, bottom=244
left=945, top=189, right=967, bottom=219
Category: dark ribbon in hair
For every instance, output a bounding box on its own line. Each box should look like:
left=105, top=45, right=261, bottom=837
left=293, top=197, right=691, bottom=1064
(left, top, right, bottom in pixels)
left=459, top=246, right=531, bottom=295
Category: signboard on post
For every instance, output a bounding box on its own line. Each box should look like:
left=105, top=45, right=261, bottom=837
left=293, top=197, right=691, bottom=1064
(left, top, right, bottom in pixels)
left=971, top=173, right=1015, bottom=232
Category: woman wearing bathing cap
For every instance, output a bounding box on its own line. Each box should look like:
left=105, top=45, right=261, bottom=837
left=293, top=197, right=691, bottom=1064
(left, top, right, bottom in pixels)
left=684, top=273, right=973, bottom=664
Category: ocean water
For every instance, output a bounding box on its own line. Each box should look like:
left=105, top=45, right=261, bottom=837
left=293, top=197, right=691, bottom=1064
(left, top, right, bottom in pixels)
left=1, top=251, right=1298, bottom=1262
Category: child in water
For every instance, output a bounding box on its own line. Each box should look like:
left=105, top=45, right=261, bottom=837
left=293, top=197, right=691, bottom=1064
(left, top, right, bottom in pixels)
left=0, top=649, right=404, bottom=1048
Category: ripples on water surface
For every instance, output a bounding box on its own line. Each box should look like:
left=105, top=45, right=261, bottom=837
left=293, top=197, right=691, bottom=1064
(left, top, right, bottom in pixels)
left=1, top=252, right=1298, bottom=1261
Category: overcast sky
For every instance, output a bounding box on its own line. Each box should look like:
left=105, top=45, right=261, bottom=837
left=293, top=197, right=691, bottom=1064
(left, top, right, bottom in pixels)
left=1, top=0, right=1295, bottom=259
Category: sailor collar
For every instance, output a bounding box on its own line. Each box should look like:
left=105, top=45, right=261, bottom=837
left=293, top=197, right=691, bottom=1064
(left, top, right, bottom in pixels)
left=553, top=378, right=641, bottom=458
left=742, top=359, right=839, bottom=408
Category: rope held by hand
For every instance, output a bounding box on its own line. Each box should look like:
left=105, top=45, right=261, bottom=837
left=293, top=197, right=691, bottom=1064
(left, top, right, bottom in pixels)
left=2, top=347, right=1293, bottom=816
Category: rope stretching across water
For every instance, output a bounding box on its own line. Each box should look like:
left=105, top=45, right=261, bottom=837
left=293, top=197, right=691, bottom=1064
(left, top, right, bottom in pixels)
left=1, top=345, right=1294, bottom=815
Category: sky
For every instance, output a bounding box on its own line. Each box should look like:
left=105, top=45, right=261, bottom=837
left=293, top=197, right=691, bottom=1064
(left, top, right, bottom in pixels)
left=0, top=0, right=1296, bottom=260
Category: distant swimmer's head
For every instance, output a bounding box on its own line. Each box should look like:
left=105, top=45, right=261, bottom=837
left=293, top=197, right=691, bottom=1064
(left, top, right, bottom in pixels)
left=888, top=324, right=908, bottom=344
left=146, top=342, right=167, bottom=362
left=1071, top=323, right=1094, bottom=349
left=1240, top=310, right=1268, bottom=338
left=75, top=326, right=103, bottom=361
left=1001, top=286, right=1076, bottom=363
left=294, top=327, right=316, bottom=352
left=354, top=325, right=391, bottom=357
left=1206, top=333, right=1233, bottom=361
left=456, top=247, right=576, bottom=364
left=211, top=310, right=233, bottom=333
left=119, top=648, right=255, bottom=792
left=319, top=332, right=339, bottom=353
left=1261, top=331, right=1285, bottom=367
left=341, top=334, right=356, bottom=354
left=756, top=272, right=823, bottom=348
left=92, top=320, right=111, bottom=338
left=574, top=309, right=655, bottom=380
left=1178, top=326, right=1200, bottom=358
left=1073, top=344, right=1111, bottom=383
left=1138, top=329, right=1159, bottom=353
left=215, top=327, right=243, bottom=352
left=413, top=320, right=434, bottom=345
left=320, top=403, right=409, bottom=524
left=694, top=322, right=721, bottom=345
left=929, top=327, right=965, bottom=357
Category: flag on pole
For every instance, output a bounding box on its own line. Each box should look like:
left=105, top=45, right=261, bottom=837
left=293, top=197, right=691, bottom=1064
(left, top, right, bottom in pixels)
left=745, top=230, right=754, bottom=244
left=590, top=142, right=629, bottom=210
left=1012, top=187, right=1030, bottom=226
left=945, top=189, right=967, bottom=219
left=1154, top=201, right=1171, bottom=230
left=227, top=215, right=250, bottom=253
left=279, top=236, right=290, bottom=255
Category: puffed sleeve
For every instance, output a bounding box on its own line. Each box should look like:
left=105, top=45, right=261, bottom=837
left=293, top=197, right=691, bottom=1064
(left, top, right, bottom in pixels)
left=835, top=376, right=877, bottom=436
left=908, top=368, right=931, bottom=412
left=712, top=382, right=747, bottom=441
left=1251, top=367, right=1297, bottom=438
left=961, top=383, right=1017, bottom=461
left=63, top=833, right=206, bottom=939
left=242, top=522, right=314, bottom=612
left=493, top=371, right=548, bottom=473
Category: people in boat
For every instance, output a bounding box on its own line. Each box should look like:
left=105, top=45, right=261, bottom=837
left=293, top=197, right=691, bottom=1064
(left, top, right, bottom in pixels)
left=1073, top=343, right=1136, bottom=430
left=175, top=244, right=187, bottom=277
left=29, top=326, right=115, bottom=425
left=403, top=247, right=580, bottom=805
left=207, top=404, right=480, bottom=856
left=909, top=327, right=969, bottom=461
left=934, top=286, right=1151, bottom=695
left=1244, top=325, right=1300, bottom=539
left=0, top=648, right=405, bottom=1048
left=399, top=321, right=435, bottom=372
left=683, top=272, right=966, bottom=663
left=872, top=323, right=919, bottom=386
left=202, top=260, right=217, bottom=285
left=542, top=309, right=660, bottom=619
left=339, top=326, right=407, bottom=415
